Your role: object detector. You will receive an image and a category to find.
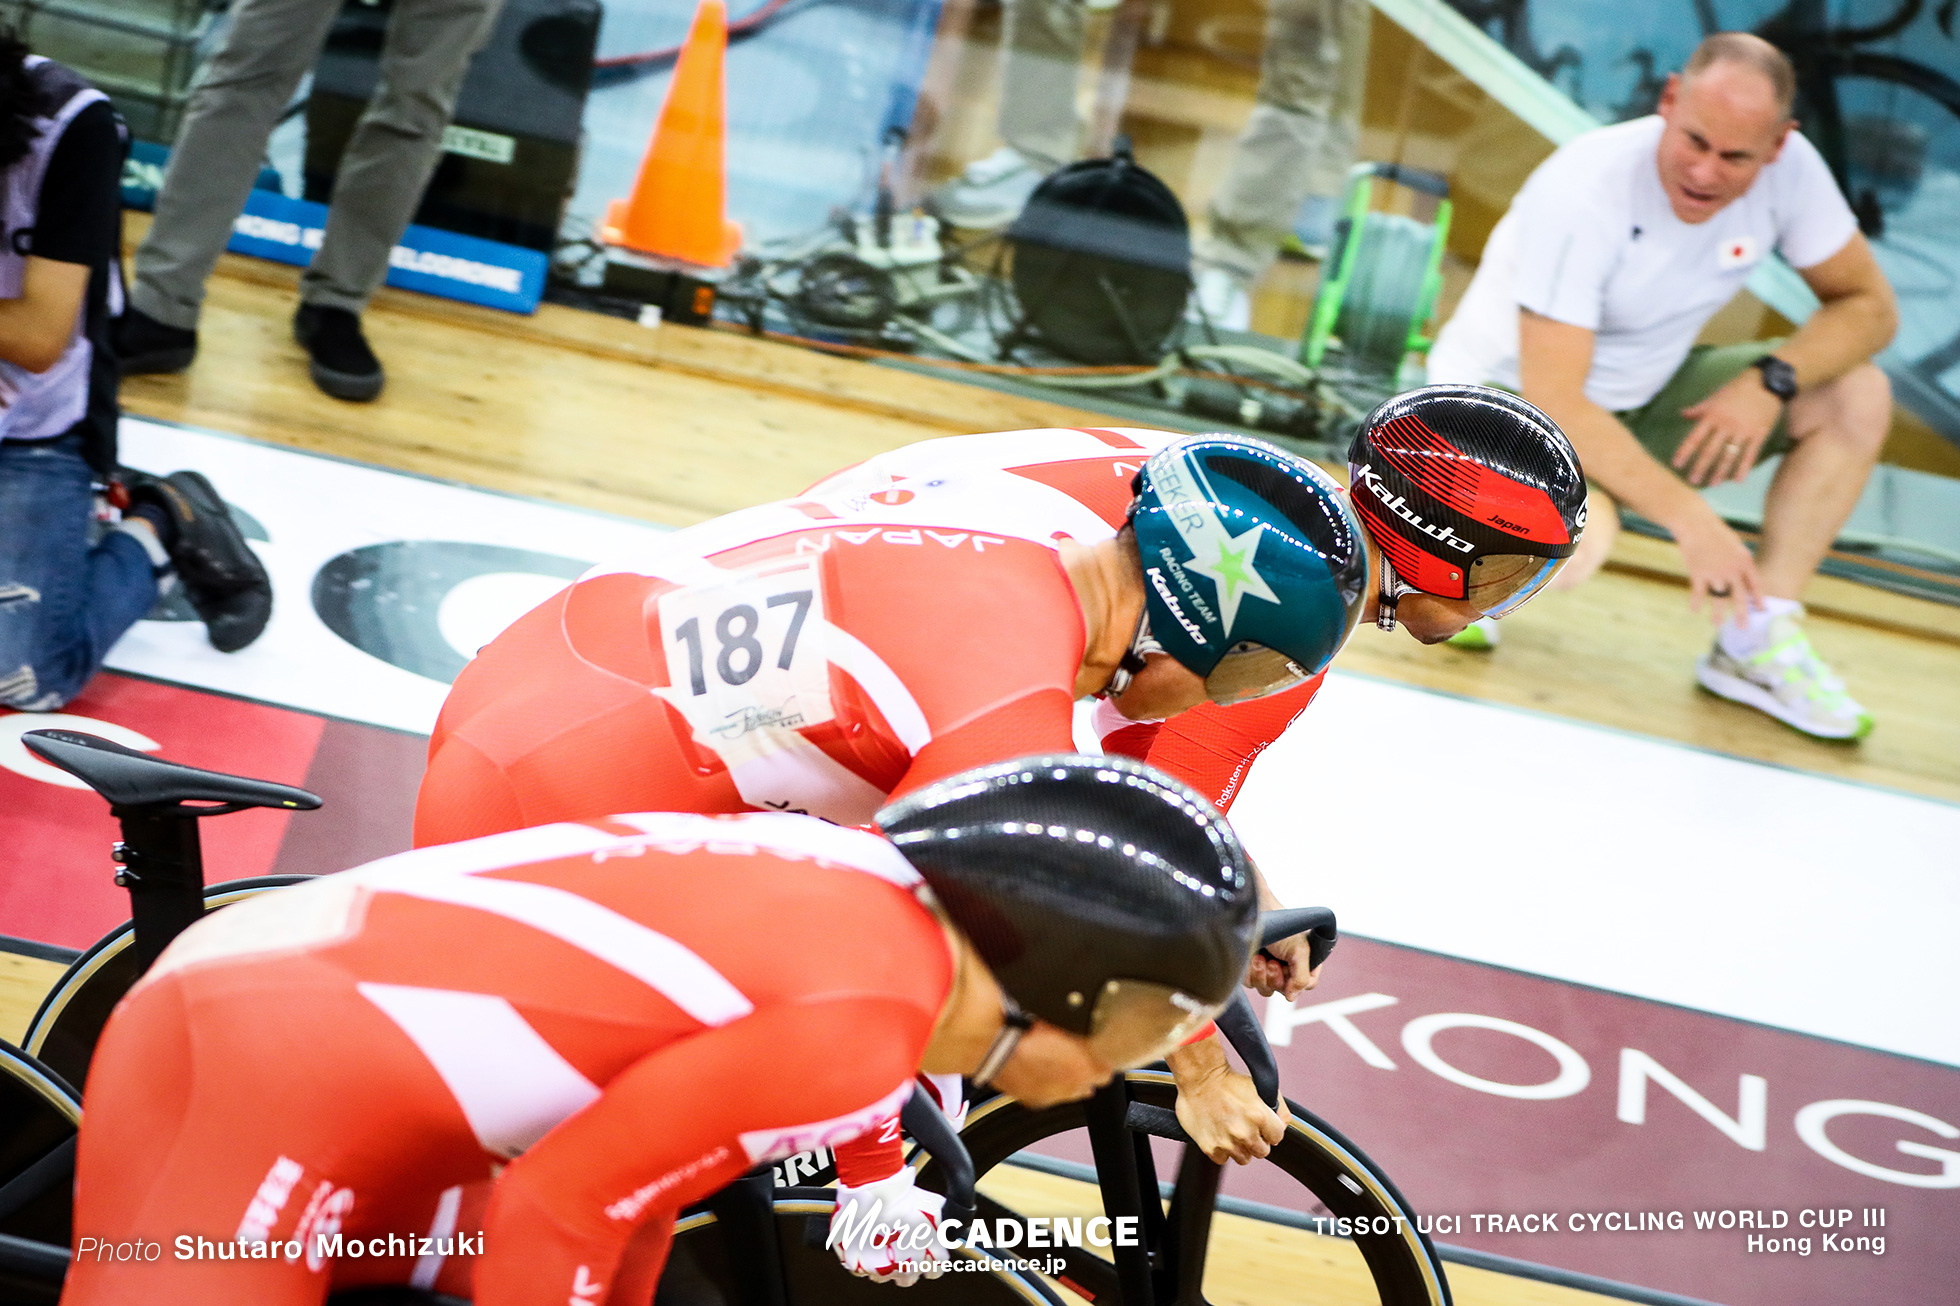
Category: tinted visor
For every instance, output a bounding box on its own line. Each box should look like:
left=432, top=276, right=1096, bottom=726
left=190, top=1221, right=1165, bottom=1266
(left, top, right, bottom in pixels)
left=1466, top=553, right=1566, bottom=618
left=1090, top=978, right=1226, bottom=1069
left=1203, top=642, right=1310, bottom=707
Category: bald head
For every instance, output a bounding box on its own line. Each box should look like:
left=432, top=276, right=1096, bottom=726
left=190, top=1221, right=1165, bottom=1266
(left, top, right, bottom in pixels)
left=1652, top=32, right=1799, bottom=223
left=1683, top=32, right=1796, bottom=121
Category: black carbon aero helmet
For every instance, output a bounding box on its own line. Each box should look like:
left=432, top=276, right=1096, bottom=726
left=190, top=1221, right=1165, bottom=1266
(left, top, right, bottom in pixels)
left=1347, top=386, right=1586, bottom=630
left=877, top=754, right=1257, bottom=1071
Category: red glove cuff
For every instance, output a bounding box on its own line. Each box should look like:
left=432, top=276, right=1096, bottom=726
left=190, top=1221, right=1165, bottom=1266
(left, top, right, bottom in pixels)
left=832, top=1115, right=907, bottom=1187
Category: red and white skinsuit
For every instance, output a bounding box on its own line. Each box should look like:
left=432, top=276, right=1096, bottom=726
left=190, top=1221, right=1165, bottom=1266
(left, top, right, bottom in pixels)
left=60, top=814, right=950, bottom=1306
left=794, top=427, right=1328, bottom=812
left=416, top=426, right=1323, bottom=843
left=411, top=427, right=1325, bottom=1189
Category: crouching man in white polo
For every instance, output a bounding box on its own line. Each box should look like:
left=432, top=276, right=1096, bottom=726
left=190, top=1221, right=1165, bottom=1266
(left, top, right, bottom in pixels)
left=1427, top=32, right=1898, bottom=740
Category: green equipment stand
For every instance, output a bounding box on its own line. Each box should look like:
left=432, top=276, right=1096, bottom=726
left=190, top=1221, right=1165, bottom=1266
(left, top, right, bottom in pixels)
left=1300, top=163, right=1453, bottom=380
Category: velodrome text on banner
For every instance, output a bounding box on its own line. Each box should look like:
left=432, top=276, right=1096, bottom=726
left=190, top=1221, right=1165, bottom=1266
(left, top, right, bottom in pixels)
left=221, top=187, right=548, bottom=314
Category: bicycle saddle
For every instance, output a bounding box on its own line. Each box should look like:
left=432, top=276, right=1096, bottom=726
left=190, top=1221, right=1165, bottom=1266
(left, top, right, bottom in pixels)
left=23, top=730, right=322, bottom=814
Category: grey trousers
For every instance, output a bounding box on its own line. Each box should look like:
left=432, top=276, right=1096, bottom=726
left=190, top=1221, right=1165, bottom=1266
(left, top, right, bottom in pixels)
left=1197, top=0, right=1370, bottom=282
left=131, top=0, right=504, bottom=328
left=998, top=0, right=1085, bottom=172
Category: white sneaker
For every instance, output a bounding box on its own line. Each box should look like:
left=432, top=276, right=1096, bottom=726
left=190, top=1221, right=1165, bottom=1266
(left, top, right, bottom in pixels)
left=1189, top=266, right=1251, bottom=330
left=1695, top=610, right=1873, bottom=740
left=932, top=147, right=1044, bottom=229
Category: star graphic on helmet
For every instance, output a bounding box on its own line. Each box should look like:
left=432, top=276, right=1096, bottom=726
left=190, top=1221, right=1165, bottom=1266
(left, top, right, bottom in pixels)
left=1185, top=521, right=1279, bottom=633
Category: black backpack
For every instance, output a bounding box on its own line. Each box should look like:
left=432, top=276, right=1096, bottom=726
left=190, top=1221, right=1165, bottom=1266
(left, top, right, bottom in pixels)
left=1000, top=140, right=1191, bottom=366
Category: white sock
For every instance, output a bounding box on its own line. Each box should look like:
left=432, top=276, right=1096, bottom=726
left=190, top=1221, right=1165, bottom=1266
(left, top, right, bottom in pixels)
left=113, top=518, right=178, bottom=595
left=1719, top=596, right=1801, bottom=660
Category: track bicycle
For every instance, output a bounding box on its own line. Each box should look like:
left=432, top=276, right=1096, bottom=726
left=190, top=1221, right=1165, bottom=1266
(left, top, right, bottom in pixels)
left=1, top=731, right=320, bottom=1303
left=0, top=732, right=1452, bottom=1305
left=659, top=912, right=1453, bottom=1306
left=0, top=732, right=1053, bottom=1306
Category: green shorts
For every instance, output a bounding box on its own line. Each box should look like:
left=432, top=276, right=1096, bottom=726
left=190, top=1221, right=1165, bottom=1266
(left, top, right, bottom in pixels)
left=1613, top=339, right=1794, bottom=473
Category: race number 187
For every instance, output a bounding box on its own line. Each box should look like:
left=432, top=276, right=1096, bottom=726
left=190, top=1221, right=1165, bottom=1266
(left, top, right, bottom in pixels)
left=671, top=590, right=813, bottom=695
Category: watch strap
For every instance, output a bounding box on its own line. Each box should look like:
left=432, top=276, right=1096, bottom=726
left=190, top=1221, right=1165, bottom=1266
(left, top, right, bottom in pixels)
left=1752, top=354, right=1797, bottom=402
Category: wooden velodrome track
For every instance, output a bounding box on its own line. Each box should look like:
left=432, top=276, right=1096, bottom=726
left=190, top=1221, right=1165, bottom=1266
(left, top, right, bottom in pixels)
left=4, top=223, right=1958, bottom=1306
left=111, top=229, right=1960, bottom=806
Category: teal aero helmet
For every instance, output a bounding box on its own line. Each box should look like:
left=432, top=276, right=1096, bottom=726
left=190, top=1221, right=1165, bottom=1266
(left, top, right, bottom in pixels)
left=1128, top=438, right=1370, bottom=704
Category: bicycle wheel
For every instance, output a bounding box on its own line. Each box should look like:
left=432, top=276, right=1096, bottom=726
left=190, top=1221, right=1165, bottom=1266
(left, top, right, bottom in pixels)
left=657, top=1189, right=1062, bottom=1306
left=925, top=1070, right=1450, bottom=1306
left=24, top=876, right=314, bottom=1090
left=0, top=1040, right=80, bottom=1305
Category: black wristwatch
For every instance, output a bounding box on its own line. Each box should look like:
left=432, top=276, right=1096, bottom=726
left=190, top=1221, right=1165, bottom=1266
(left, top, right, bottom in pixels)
left=1752, top=354, right=1798, bottom=403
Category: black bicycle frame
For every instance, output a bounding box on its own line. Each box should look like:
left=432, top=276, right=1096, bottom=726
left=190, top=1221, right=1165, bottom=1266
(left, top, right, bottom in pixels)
left=108, top=810, right=214, bottom=973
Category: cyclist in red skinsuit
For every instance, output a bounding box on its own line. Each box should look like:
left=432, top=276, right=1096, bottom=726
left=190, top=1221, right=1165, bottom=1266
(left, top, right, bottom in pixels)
left=417, top=427, right=1318, bottom=843
left=62, top=814, right=942, bottom=1306
left=61, top=813, right=1035, bottom=1306
left=62, top=757, right=1261, bottom=1306
left=412, top=429, right=1352, bottom=1236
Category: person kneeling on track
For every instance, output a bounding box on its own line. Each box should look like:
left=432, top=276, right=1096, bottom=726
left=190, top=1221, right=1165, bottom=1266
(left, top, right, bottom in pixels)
left=0, top=37, right=270, bottom=712
left=61, top=754, right=1257, bottom=1306
left=1427, top=34, right=1894, bottom=738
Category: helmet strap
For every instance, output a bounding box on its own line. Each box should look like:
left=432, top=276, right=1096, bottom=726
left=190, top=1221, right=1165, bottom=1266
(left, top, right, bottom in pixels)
left=973, top=1000, right=1035, bottom=1088
left=1102, top=610, right=1161, bottom=699
left=1376, top=555, right=1402, bottom=633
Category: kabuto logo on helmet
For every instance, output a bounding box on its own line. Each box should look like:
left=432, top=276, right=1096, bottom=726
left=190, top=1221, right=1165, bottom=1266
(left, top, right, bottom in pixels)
left=1348, top=386, right=1587, bottom=612
left=1145, top=565, right=1208, bottom=644
left=1150, top=453, right=1279, bottom=632
left=1349, top=462, right=1476, bottom=555
left=1128, top=437, right=1369, bottom=692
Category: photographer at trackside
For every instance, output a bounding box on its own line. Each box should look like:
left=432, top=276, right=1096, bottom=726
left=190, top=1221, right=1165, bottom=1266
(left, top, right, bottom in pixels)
left=1426, top=33, right=1897, bottom=740
left=0, top=35, right=268, bottom=712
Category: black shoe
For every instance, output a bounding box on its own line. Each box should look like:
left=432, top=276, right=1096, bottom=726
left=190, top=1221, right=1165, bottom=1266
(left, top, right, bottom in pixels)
left=114, top=307, right=197, bottom=375
left=123, top=470, right=272, bottom=653
left=293, top=304, right=384, bottom=402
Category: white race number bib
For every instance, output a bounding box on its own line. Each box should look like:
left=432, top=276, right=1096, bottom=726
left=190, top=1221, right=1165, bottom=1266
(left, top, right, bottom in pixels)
left=653, top=559, right=833, bottom=761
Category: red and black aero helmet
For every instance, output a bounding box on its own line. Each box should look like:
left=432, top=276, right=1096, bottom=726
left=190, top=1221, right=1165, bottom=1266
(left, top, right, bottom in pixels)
left=1347, top=385, right=1586, bottom=629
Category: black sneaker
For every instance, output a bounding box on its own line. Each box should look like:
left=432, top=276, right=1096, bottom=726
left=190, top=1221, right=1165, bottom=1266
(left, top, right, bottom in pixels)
left=114, top=306, right=197, bottom=375
left=123, top=470, right=272, bottom=653
left=293, top=304, right=384, bottom=402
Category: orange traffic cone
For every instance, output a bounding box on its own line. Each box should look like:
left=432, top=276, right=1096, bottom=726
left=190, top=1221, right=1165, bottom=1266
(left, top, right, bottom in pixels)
left=603, top=0, right=743, bottom=269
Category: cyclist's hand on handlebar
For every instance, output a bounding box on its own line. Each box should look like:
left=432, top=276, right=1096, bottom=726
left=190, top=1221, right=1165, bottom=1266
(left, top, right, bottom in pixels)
left=830, top=1169, right=950, bottom=1286
left=1248, top=933, right=1322, bottom=999
left=1167, top=1039, right=1290, bottom=1165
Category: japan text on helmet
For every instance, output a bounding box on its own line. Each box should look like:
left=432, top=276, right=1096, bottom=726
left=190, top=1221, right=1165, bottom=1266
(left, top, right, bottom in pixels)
left=877, top=754, right=1257, bottom=1073
left=1347, top=386, right=1587, bottom=630
left=1127, top=437, right=1370, bottom=705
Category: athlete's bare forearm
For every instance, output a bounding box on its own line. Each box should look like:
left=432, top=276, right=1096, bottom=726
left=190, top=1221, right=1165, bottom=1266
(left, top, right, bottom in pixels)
left=1776, top=235, right=1898, bottom=388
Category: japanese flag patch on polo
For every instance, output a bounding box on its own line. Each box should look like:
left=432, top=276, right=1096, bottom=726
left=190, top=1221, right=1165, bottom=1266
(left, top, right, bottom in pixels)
left=1717, top=235, right=1759, bottom=269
